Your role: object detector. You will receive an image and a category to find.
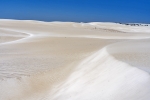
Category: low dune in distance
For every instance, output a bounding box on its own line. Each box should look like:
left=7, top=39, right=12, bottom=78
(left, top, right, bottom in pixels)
left=0, top=19, right=150, bottom=100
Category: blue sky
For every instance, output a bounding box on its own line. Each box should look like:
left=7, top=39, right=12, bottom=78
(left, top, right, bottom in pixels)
left=0, top=0, right=150, bottom=23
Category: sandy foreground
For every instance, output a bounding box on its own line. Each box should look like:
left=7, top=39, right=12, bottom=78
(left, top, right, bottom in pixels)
left=0, top=19, right=150, bottom=100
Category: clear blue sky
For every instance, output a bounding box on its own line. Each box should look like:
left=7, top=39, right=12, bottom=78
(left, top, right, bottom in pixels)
left=0, top=0, right=150, bottom=23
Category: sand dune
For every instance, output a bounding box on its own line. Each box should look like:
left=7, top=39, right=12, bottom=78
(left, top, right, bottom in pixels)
left=0, top=19, right=150, bottom=100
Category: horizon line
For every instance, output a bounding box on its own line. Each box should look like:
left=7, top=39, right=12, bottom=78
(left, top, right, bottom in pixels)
left=0, top=18, right=150, bottom=24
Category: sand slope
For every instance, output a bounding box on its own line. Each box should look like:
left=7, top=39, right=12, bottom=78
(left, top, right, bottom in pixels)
left=0, top=19, right=150, bottom=100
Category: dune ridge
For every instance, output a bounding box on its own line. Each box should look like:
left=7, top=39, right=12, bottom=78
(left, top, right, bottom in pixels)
left=0, top=19, right=150, bottom=100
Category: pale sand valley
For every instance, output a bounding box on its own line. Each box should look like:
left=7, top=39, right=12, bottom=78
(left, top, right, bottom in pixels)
left=0, top=19, right=150, bottom=100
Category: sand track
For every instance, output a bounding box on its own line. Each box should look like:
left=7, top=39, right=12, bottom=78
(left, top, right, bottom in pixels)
left=0, top=19, right=150, bottom=100
left=0, top=28, right=30, bottom=44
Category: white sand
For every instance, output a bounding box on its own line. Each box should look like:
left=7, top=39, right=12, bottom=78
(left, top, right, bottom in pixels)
left=0, top=19, right=150, bottom=100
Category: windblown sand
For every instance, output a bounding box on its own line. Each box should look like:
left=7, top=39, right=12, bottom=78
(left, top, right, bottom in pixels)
left=0, top=19, right=150, bottom=100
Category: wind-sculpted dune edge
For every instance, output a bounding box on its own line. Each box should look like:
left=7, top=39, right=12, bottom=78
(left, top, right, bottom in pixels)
left=0, top=19, right=150, bottom=100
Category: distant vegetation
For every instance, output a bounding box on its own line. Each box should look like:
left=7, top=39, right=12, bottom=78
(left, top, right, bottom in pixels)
left=118, top=23, right=149, bottom=26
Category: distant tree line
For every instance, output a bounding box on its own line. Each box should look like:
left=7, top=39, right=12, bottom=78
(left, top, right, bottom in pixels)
left=118, top=23, right=149, bottom=26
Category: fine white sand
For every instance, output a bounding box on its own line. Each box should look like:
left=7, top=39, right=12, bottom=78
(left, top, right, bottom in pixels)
left=0, top=19, right=150, bottom=100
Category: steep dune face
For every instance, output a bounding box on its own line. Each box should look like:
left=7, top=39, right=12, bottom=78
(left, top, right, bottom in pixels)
left=0, top=19, right=150, bottom=100
left=50, top=48, right=150, bottom=100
